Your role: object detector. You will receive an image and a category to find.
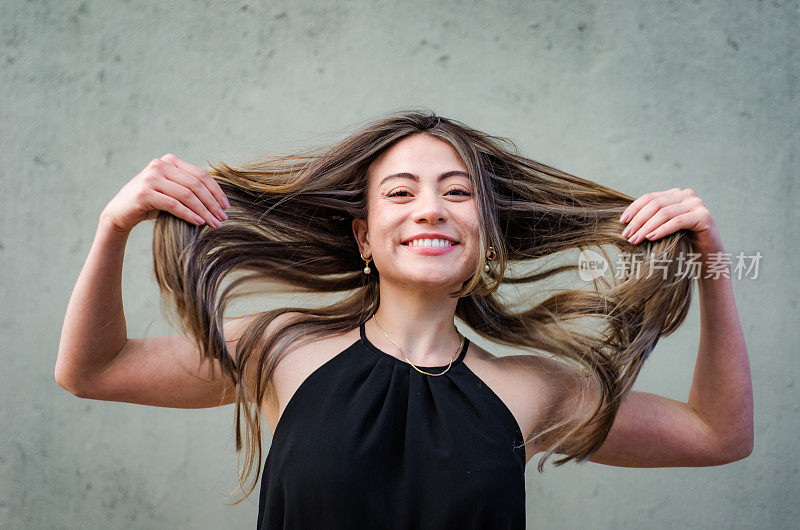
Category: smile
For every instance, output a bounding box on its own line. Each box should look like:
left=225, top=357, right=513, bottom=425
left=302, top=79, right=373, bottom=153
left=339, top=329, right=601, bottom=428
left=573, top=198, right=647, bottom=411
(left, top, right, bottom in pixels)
left=403, top=238, right=458, bottom=247
left=401, top=239, right=459, bottom=255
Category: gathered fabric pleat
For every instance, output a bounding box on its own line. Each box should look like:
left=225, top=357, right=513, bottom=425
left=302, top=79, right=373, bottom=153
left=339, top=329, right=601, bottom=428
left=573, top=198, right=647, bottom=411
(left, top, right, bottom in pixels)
left=257, top=322, right=526, bottom=530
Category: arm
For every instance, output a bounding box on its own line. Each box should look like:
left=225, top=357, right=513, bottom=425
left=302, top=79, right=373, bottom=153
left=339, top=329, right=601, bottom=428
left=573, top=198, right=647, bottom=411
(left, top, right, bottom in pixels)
left=56, top=153, right=228, bottom=391
left=55, top=155, right=269, bottom=408
left=587, top=260, right=753, bottom=466
left=55, top=212, right=132, bottom=391
left=56, top=213, right=270, bottom=408
left=684, top=242, right=754, bottom=459
left=569, top=189, right=753, bottom=467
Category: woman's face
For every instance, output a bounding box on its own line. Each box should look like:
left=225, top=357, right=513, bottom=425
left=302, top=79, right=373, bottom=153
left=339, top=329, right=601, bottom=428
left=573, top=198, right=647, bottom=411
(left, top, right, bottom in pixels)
left=352, top=133, right=481, bottom=291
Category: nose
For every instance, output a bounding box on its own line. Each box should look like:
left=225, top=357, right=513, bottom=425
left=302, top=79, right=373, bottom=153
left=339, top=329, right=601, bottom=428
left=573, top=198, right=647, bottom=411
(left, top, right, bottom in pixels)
left=413, top=190, right=447, bottom=223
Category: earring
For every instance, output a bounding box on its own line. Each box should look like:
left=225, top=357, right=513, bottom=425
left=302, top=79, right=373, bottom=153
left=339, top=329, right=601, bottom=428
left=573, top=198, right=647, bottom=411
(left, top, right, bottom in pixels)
left=361, top=253, right=372, bottom=275
left=485, top=246, right=496, bottom=272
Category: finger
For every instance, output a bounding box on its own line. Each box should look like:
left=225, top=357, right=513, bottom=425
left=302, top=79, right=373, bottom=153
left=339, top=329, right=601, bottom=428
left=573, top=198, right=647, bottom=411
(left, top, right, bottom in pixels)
left=161, top=154, right=230, bottom=210
left=157, top=163, right=227, bottom=225
left=619, top=192, right=659, bottom=223
left=146, top=188, right=209, bottom=226
left=627, top=202, right=692, bottom=244
left=638, top=212, right=697, bottom=242
left=619, top=188, right=680, bottom=223
left=153, top=175, right=223, bottom=228
left=621, top=193, right=683, bottom=240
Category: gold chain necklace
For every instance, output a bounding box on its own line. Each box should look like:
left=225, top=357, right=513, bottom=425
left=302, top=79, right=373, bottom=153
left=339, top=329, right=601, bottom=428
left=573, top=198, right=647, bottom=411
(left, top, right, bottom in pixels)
left=371, top=314, right=464, bottom=376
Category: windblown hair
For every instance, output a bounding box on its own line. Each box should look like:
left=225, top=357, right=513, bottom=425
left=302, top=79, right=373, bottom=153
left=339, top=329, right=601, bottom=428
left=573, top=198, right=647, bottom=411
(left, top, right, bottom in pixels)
left=152, top=109, right=694, bottom=503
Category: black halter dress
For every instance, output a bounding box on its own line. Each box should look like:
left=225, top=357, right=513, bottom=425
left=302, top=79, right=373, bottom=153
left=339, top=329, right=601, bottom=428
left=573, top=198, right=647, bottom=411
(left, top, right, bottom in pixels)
left=257, top=322, right=527, bottom=529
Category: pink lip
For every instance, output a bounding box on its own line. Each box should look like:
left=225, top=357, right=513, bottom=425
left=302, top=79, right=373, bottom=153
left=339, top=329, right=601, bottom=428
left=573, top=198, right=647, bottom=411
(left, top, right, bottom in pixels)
left=403, top=243, right=458, bottom=255
left=401, top=233, right=459, bottom=244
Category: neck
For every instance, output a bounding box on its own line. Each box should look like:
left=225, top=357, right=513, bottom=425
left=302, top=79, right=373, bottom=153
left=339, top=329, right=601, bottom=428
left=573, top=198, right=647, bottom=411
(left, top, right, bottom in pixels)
left=368, top=279, right=463, bottom=366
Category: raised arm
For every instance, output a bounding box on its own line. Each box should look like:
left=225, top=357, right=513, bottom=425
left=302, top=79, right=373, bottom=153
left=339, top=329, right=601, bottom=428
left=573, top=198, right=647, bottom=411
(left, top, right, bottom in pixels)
left=55, top=155, right=247, bottom=408
left=55, top=213, right=132, bottom=394
left=556, top=188, right=753, bottom=467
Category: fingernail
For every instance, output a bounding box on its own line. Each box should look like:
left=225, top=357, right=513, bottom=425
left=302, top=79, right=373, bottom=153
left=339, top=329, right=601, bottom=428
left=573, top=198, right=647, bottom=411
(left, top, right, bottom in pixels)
left=620, top=212, right=628, bottom=223
left=645, top=231, right=655, bottom=239
left=223, top=197, right=230, bottom=208
left=219, top=210, right=228, bottom=220
left=621, top=227, right=630, bottom=238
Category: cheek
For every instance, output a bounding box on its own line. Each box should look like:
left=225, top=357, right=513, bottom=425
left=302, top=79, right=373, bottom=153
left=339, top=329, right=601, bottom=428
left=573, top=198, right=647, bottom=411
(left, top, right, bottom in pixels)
left=460, top=210, right=481, bottom=240
left=462, top=215, right=482, bottom=262
left=368, top=214, right=401, bottom=247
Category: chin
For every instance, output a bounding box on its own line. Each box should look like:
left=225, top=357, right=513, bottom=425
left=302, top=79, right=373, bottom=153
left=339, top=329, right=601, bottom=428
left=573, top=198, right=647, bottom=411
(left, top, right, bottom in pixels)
left=402, top=273, right=470, bottom=290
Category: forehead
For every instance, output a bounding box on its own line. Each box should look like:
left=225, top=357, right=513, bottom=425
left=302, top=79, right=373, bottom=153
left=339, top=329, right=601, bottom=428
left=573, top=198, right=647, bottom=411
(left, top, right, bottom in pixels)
left=366, top=133, right=468, bottom=185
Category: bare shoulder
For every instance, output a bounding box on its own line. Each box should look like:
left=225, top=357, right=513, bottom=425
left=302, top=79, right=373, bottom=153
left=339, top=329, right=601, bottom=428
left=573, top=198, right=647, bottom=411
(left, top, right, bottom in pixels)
left=469, top=343, right=603, bottom=463
left=258, top=313, right=361, bottom=434
left=463, top=343, right=568, bottom=459
left=465, top=342, right=567, bottom=397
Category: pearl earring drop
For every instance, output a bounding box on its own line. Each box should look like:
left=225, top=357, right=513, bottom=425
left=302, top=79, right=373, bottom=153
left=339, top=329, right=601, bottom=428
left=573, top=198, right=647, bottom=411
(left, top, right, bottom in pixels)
left=485, top=246, right=496, bottom=273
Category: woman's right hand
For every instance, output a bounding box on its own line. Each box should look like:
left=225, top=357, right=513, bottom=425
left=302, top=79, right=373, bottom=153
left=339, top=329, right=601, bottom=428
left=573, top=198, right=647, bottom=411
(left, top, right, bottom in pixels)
left=100, top=153, right=230, bottom=233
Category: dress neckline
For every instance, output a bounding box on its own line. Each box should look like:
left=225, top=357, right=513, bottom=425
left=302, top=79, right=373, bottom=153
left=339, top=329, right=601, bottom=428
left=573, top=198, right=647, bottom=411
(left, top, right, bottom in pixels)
left=359, top=321, right=469, bottom=372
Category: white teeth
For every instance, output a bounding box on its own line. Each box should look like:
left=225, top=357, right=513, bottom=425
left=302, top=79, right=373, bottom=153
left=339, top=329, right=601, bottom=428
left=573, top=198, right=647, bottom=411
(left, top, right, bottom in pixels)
left=408, top=238, right=455, bottom=247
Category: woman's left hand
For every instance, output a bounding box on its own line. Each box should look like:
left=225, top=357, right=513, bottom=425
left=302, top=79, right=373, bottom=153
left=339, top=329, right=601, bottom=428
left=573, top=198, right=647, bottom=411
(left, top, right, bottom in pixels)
left=619, top=188, right=724, bottom=254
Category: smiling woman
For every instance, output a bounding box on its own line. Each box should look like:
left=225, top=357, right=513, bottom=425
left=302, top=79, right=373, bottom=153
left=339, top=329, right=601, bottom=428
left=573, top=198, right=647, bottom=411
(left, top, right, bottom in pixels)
left=57, top=109, right=752, bottom=530
left=352, top=134, right=481, bottom=295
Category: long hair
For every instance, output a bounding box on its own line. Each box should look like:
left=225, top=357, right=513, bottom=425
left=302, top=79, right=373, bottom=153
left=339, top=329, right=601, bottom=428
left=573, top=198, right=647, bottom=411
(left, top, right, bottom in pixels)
left=151, top=109, right=694, bottom=503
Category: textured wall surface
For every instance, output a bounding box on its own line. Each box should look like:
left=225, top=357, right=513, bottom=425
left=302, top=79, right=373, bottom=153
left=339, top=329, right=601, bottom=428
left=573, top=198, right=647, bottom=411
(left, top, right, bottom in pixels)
left=1, top=0, right=797, bottom=528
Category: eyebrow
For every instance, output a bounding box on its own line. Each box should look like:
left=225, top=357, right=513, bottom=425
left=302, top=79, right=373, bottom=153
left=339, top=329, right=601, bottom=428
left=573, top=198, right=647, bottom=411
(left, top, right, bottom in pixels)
left=378, top=170, right=470, bottom=187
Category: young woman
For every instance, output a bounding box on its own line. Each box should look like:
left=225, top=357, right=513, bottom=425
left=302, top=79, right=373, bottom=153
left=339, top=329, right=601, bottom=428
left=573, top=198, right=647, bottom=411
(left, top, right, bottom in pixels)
left=56, top=111, right=753, bottom=529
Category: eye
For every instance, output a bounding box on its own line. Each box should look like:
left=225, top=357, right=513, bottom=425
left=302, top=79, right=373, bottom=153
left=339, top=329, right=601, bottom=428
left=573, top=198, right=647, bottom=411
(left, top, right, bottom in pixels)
left=385, top=188, right=472, bottom=198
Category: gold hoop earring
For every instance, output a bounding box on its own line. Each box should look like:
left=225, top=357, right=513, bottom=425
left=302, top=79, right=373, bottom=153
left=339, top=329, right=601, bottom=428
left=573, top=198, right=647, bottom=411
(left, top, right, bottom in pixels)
left=484, top=246, right=496, bottom=272
left=361, top=253, right=372, bottom=275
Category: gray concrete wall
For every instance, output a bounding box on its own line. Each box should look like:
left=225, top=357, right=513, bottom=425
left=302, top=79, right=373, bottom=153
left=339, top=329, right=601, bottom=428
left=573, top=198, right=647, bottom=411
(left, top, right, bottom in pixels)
left=2, top=0, right=796, bottom=528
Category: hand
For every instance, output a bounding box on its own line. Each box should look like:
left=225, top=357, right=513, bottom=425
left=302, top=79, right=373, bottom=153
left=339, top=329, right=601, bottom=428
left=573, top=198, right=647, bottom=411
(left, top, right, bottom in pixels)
left=619, top=188, right=723, bottom=253
left=100, top=154, right=230, bottom=233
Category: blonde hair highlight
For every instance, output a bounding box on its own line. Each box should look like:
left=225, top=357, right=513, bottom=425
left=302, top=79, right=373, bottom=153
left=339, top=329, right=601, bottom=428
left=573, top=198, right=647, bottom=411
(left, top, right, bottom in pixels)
left=151, top=109, right=693, bottom=503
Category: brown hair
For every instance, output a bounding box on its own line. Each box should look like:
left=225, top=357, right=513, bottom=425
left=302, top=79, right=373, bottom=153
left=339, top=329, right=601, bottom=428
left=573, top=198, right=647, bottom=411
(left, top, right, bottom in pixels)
left=151, top=108, right=693, bottom=503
